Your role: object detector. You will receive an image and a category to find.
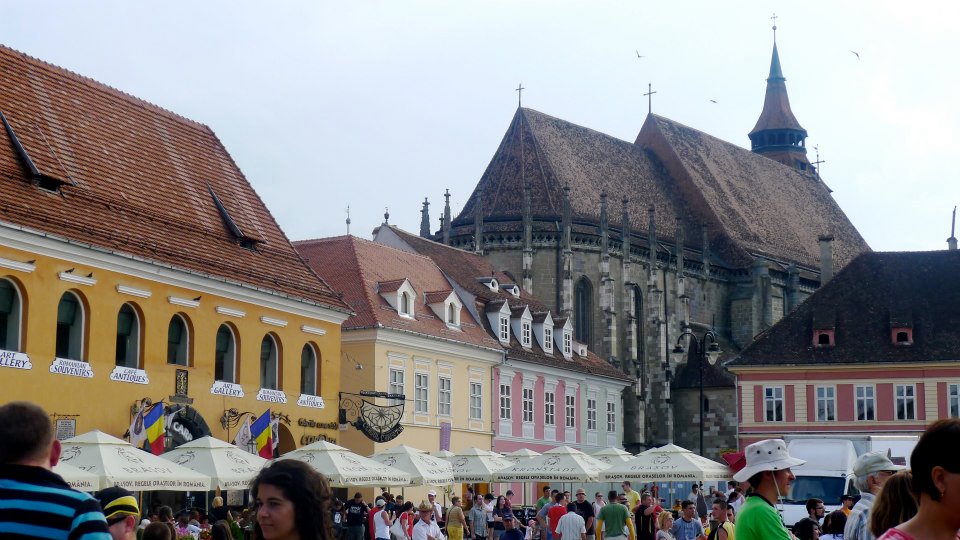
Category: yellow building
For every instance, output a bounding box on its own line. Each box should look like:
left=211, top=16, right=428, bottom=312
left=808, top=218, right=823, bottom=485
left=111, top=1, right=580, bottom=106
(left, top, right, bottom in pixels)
left=0, top=44, right=350, bottom=453
left=296, top=236, right=503, bottom=500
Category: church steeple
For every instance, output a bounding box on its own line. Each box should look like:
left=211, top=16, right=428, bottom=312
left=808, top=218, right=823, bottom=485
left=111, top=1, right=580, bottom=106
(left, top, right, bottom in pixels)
left=749, top=28, right=812, bottom=172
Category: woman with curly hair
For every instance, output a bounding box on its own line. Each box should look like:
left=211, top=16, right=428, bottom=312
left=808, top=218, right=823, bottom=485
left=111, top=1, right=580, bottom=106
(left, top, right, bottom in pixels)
left=251, top=459, right=335, bottom=540
left=869, top=471, right=917, bottom=538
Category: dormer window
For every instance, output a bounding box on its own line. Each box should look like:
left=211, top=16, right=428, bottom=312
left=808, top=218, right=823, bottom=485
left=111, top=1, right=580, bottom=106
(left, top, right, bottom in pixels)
left=813, top=329, right=835, bottom=348
left=426, top=290, right=461, bottom=329
left=400, top=292, right=412, bottom=316
left=486, top=300, right=511, bottom=345
left=499, top=316, right=509, bottom=342
left=378, top=278, right=417, bottom=319
left=891, top=327, right=913, bottom=346
left=563, top=331, right=572, bottom=356
left=544, top=327, right=553, bottom=353
left=478, top=277, right=499, bottom=292
left=502, top=283, right=520, bottom=298
left=447, top=303, right=457, bottom=325
left=521, top=321, right=531, bottom=347
left=510, top=305, right=533, bottom=349
left=533, top=311, right=555, bottom=353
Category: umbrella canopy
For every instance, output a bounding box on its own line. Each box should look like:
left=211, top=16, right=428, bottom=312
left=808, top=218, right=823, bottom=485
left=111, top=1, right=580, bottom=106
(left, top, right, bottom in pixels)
left=590, top=447, right=634, bottom=465
left=281, top=440, right=412, bottom=487
left=600, top=444, right=732, bottom=482
left=430, top=450, right=456, bottom=460
left=369, top=445, right=454, bottom=486
left=161, top=436, right=268, bottom=490
left=52, top=461, right=101, bottom=492
left=59, top=431, right=212, bottom=491
left=449, top=447, right=515, bottom=483
left=502, top=448, right=541, bottom=464
left=493, top=446, right=609, bottom=482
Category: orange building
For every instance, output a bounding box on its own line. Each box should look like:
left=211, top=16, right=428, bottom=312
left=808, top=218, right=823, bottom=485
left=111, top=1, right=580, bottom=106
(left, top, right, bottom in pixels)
left=0, top=44, right=350, bottom=454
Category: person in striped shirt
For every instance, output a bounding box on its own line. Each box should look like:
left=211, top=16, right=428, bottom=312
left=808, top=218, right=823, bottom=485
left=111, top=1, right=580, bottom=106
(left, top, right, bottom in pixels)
left=0, top=401, right=112, bottom=539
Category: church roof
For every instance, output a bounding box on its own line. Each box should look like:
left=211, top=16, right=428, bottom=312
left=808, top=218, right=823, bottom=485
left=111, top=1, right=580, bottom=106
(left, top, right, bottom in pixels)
left=452, top=106, right=868, bottom=270
left=294, top=235, right=501, bottom=351
left=0, top=44, right=349, bottom=312
left=375, top=225, right=633, bottom=383
left=749, top=43, right=806, bottom=135
left=728, top=250, right=960, bottom=367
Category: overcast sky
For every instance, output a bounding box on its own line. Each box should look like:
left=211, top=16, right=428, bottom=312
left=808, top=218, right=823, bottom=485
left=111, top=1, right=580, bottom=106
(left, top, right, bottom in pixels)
left=5, top=1, right=958, bottom=252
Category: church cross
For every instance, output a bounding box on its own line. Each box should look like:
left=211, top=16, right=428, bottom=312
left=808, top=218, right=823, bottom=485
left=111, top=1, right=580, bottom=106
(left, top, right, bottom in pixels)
left=771, top=13, right=778, bottom=42
left=516, top=83, right=525, bottom=107
left=643, top=83, right=657, bottom=115
left=812, top=145, right=826, bottom=177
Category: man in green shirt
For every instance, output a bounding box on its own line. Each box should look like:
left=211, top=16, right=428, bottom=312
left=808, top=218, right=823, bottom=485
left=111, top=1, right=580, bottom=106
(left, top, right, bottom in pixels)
left=595, top=490, right=635, bottom=540
left=733, top=439, right=806, bottom=540
left=537, top=487, right=553, bottom=510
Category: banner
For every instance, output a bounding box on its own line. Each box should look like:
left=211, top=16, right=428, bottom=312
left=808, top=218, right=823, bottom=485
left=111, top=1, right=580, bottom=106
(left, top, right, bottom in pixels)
left=251, top=409, right=273, bottom=459
left=233, top=416, right=253, bottom=453
left=144, top=404, right=165, bottom=455
left=129, top=405, right=147, bottom=449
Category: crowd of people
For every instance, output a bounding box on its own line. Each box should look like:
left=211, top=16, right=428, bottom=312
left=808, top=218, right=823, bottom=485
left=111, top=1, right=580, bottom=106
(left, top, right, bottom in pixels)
left=3, top=399, right=960, bottom=540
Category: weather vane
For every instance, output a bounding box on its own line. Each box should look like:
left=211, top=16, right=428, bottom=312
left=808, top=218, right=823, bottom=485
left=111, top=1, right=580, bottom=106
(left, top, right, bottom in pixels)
left=771, top=13, right=778, bottom=43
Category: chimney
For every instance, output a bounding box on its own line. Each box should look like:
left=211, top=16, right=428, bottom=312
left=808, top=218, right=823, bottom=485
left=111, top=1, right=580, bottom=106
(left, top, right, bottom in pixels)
left=818, top=234, right=834, bottom=284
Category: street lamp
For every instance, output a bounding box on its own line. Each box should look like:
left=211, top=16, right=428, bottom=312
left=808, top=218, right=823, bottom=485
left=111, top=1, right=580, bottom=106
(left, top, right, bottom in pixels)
left=671, top=327, right=722, bottom=457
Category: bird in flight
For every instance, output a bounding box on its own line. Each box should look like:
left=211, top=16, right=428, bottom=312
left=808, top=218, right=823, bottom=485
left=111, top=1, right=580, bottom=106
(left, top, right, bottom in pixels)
left=636, top=50, right=644, bottom=59
left=850, top=50, right=860, bottom=60
left=709, top=99, right=718, bottom=104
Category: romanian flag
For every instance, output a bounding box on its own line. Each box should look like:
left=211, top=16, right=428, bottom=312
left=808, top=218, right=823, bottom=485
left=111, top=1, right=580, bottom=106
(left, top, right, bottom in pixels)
left=144, top=404, right=165, bottom=455
left=251, top=409, right=273, bottom=459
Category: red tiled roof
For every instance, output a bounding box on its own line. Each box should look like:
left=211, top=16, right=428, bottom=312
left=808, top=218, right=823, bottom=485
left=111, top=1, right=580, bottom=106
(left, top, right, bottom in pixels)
left=294, top=235, right=501, bottom=351
left=0, top=45, right=349, bottom=312
left=423, top=290, right=453, bottom=304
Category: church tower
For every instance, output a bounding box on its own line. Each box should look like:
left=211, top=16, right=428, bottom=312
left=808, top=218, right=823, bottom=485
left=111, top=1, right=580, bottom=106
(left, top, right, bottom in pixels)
left=748, top=31, right=812, bottom=172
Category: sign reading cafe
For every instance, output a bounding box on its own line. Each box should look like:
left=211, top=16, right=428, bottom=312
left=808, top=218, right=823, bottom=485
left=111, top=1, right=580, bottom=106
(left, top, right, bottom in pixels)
left=110, top=366, right=149, bottom=385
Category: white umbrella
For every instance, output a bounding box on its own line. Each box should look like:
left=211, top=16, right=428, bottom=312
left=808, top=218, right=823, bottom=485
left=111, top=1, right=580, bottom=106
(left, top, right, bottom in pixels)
left=369, top=445, right=455, bottom=486
left=161, top=436, right=268, bottom=490
left=449, top=447, right=515, bottom=483
left=502, top=448, right=541, bottom=464
left=599, top=443, right=732, bottom=482
left=430, top=449, right=456, bottom=460
left=59, top=430, right=212, bottom=491
left=281, top=440, right=412, bottom=487
left=53, top=461, right=101, bottom=492
left=493, top=446, right=610, bottom=482
left=590, top=447, right=634, bottom=465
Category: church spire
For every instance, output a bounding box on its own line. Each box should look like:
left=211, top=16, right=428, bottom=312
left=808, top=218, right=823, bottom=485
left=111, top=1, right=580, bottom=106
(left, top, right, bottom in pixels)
left=748, top=21, right=812, bottom=172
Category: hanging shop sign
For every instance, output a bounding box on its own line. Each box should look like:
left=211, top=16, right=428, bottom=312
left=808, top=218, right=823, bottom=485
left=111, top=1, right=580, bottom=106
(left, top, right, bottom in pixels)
left=110, top=366, right=149, bottom=385
left=55, top=418, right=76, bottom=440
left=211, top=380, right=244, bottom=398
left=49, top=358, right=93, bottom=378
left=339, top=391, right=405, bottom=443
left=0, top=349, right=31, bottom=370
left=256, top=388, right=287, bottom=404
left=297, top=394, right=325, bottom=409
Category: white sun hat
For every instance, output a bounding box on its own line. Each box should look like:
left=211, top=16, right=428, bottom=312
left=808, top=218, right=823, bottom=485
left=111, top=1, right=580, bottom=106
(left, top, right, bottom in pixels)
left=733, top=439, right=806, bottom=482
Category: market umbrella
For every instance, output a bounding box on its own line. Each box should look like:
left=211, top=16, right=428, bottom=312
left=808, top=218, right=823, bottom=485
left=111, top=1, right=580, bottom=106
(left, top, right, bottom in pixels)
left=59, top=431, right=212, bottom=491
left=280, top=440, right=412, bottom=487
left=599, top=443, right=732, bottom=483
left=52, top=461, right=101, bottom=492
left=430, top=449, right=456, bottom=460
left=161, top=436, right=268, bottom=490
left=589, top=447, right=634, bottom=465
left=449, top=447, right=515, bottom=483
left=369, top=445, right=454, bottom=486
left=493, top=446, right=609, bottom=483
left=502, top=448, right=540, bottom=464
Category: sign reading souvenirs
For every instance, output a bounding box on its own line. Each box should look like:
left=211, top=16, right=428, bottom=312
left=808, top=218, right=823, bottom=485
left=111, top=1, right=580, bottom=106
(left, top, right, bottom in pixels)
left=257, top=388, right=287, bottom=404
left=211, top=380, right=244, bottom=398
left=50, top=358, right=94, bottom=378
left=297, top=394, right=325, bottom=409
left=339, top=391, right=405, bottom=443
left=0, top=350, right=31, bottom=370
left=110, top=366, right=150, bottom=385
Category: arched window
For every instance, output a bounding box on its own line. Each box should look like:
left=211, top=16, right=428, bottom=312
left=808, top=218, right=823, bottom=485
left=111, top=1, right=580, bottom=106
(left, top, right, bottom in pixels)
left=0, top=279, right=23, bottom=352
left=301, top=344, right=318, bottom=395
left=56, top=292, right=84, bottom=360
left=260, top=334, right=279, bottom=390
left=574, top=277, right=593, bottom=345
left=215, top=324, right=237, bottom=383
left=447, top=303, right=457, bottom=325
left=400, top=292, right=411, bottom=316
left=632, top=285, right=645, bottom=374
left=115, top=304, right=141, bottom=368
left=167, top=314, right=190, bottom=365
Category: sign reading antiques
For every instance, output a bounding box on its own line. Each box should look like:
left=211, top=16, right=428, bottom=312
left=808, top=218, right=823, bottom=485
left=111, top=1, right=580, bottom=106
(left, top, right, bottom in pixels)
left=110, top=366, right=149, bottom=385
left=339, top=391, right=405, bottom=443
left=297, top=394, right=325, bottom=409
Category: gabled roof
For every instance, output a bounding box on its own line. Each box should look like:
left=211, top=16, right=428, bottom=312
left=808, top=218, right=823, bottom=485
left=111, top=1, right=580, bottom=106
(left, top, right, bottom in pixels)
left=0, top=45, right=348, bottom=312
left=729, top=250, right=960, bottom=367
left=294, top=235, right=500, bottom=351
left=375, top=225, right=632, bottom=383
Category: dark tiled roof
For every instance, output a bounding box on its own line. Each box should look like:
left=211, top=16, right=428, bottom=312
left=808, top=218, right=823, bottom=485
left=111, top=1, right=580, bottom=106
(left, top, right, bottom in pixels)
left=749, top=43, right=806, bottom=135
left=449, top=106, right=868, bottom=271
left=376, top=226, right=633, bottom=383
left=294, top=235, right=501, bottom=351
left=0, top=45, right=349, bottom=312
left=728, top=250, right=960, bottom=367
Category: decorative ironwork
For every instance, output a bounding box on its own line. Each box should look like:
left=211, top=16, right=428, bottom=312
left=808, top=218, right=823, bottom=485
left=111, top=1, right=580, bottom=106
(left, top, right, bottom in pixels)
left=170, top=369, right=193, bottom=404
left=338, top=391, right=405, bottom=443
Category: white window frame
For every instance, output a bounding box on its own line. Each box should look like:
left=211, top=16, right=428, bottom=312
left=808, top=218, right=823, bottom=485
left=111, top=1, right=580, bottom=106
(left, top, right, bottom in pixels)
left=499, top=383, right=512, bottom=420
left=565, top=394, right=576, bottom=428
left=543, top=326, right=553, bottom=353
left=522, top=387, right=534, bottom=422
left=469, top=382, right=482, bottom=420
left=895, top=384, right=916, bottom=421
left=587, top=398, right=597, bottom=431
left=415, top=372, right=429, bottom=414
left=438, top=376, right=452, bottom=416
left=856, top=384, right=876, bottom=421
left=499, top=316, right=510, bottom=342
left=949, top=383, right=960, bottom=418
left=563, top=330, right=572, bottom=356
left=544, top=391, right=555, bottom=426
left=816, top=385, right=836, bottom=422
left=606, top=400, right=616, bottom=433
left=764, top=386, right=784, bottom=422
left=446, top=301, right=460, bottom=326
left=521, top=321, right=532, bottom=348
left=389, top=368, right=405, bottom=405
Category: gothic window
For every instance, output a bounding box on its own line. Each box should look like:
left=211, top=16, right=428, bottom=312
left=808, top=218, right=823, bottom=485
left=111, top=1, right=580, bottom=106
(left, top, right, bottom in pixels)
left=574, top=277, right=593, bottom=345
left=167, top=314, right=191, bottom=365
left=56, top=291, right=85, bottom=361
left=260, top=334, right=280, bottom=390
left=632, top=285, right=644, bottom=376
left=115, top=303, right=141, bottom=368
left=300, top=343, right=318, bottom=395
left=215, top=324, right=237, bottom=383
left=0, top=279, right=23, bottom=352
